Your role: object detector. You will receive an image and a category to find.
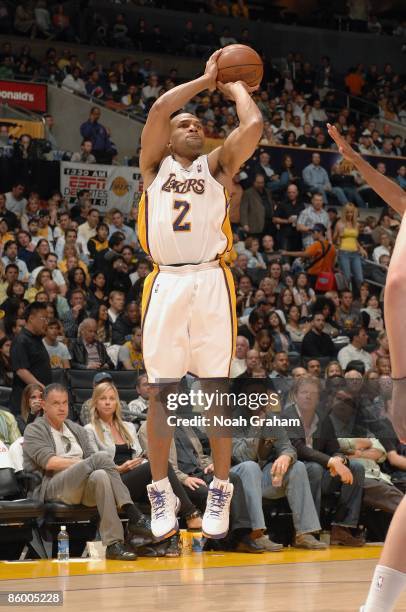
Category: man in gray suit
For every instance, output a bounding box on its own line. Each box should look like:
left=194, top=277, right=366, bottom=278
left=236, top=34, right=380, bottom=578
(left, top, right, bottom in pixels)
left=23, top=383, right=152, bottom=560
left=240, top=174, right=275, bottom=237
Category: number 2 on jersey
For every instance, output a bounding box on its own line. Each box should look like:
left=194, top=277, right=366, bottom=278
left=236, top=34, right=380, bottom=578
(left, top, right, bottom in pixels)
left=173, top=200, right=191, bottom=232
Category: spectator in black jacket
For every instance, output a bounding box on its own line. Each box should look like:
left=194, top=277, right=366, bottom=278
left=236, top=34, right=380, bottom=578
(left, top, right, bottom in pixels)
left=112, top=302, right=141, bottom=345
left=238, top=309, right=265, bottom=348
left=70, top=318, right=114, bottom=370
left=301, top=313, right=336, bottom=360
left=283, top=375, right=365, bottom=546
left=92, top=231, right=125, bottom=275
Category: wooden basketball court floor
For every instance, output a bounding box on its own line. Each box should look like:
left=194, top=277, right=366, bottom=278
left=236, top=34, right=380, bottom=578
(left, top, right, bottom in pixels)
left=2, top=547, right=406, bottom=611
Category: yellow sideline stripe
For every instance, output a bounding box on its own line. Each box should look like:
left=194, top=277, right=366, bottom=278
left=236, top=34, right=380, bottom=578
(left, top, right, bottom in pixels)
left=0, top=547, right=382, bottom=580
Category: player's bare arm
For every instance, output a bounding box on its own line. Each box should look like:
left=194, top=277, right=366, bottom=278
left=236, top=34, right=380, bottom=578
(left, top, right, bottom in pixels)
left=140, top=50, right=221, bottom=189
left=208, top=81, right=263, bottom=188
left=327, top=123, right=406, bottom=215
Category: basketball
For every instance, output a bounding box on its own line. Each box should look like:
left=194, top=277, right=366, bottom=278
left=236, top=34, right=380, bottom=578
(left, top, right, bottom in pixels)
left=216, top=44, right=263, bottom=88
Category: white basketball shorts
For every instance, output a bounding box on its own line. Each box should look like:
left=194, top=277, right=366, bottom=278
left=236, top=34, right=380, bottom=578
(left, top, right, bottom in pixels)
left=141, top=260, right=236, bottom=383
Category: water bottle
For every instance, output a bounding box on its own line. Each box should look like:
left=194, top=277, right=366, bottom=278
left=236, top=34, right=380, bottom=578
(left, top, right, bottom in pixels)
left=57, top=526, right=69, bottom=561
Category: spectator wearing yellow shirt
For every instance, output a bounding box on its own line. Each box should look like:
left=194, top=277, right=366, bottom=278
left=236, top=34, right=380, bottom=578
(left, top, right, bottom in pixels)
left=58, top=245, right=90, bottom=283
left=37, top=209, right=53, bottom=242
left=0, top=263, right=17, bottom=305
left=117, top=327, right=143, bottom=371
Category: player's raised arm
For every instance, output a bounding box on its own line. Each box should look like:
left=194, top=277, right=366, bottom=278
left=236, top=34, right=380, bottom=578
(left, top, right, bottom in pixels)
left=208, top=81, right=263, bottom=178
left=140, top=50, right=222, bottom=183
left=327, top=123, right=406, bottom=215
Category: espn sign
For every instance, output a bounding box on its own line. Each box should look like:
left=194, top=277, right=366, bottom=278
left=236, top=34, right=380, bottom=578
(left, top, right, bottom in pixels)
left=0, top=80, right=47, bottom=112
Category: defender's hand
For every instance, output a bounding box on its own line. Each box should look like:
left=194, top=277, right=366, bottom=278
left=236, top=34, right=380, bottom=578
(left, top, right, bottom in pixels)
left=327, top=123, right=359, bottom=163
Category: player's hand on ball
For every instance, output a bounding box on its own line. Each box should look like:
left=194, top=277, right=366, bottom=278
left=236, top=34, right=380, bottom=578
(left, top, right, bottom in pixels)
left=204, top=49, right=222, bottom=91
left=217, top=81, right=259, bottom=99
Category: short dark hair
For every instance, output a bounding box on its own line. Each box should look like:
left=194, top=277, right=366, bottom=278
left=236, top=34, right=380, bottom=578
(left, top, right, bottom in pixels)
left=45, top=252, right=57, bottom=260
left=311, top=312, right=325, bottom=321
left=348, top=327, right=366, bottom=341
left=109, top=231, right=125, bottom=249
left=65, top=228, right=77, bottom=237
left=43, top=383, right=68, bottom=401
left=5, top=263, right=18, bottom=273
left=47, top=319, right=60, bottom=328
left=345, top=360, right=365, bottom=375
left=248, top=309, right=264, bottom=325
left=24, top=301, right=47, bottom=320
left=96, top=222, right=109, bottom=232
left=70, top=288, right=85, bottom=300
left=3, top=240, right=16, bottom=252
left=136, top=372, right=148, bottom=388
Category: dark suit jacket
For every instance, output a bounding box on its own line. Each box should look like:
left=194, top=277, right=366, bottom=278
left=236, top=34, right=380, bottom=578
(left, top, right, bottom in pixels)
left=70, top=338, right=114, bottom=370
left=283, top=403, right=345, bottom=468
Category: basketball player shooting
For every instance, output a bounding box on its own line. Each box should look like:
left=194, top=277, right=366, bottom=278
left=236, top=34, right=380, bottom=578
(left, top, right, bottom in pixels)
left=328, top=123, right=406, bottom=612
left=139, top=50, right=263, bottom=541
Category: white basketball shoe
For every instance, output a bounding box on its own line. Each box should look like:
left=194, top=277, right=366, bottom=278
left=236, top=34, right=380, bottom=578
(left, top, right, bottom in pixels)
left=147, top=479, right=180, bottom=540
left=202, top=480, right=234, bottom=539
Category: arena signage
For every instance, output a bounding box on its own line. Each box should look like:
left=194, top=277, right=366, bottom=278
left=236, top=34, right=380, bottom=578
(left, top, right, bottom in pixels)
left=0, top=80, right=47, bottom=113
left=60, top=161, right=143, bottom=214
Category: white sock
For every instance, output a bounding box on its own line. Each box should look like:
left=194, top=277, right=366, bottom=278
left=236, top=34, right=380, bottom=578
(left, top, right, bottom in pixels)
left=152, top=477, right=170, bottom=489
left=212, top=476, right=230, bottom=487
left=363, top=565, right=406, bottom=612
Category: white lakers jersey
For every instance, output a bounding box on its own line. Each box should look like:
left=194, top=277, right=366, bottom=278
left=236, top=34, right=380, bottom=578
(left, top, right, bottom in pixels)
left=138, top=154, right=233, bottom=265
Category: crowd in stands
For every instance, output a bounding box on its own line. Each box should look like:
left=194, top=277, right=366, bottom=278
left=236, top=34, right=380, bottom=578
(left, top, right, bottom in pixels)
left=0, top=37, right=405, bottom=172
left=0, top=133, right=404, bottom=556
left=0, top=2, right=405, bottom=561
left=1, top=1, right=405, bottom=40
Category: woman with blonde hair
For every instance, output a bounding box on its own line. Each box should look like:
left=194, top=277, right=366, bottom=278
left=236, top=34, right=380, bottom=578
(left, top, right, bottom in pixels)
left=324, top=360, right=343, bottom=379
left=85, top=382, right=202, bottom=536
left=334, top=202, right=368, bottom=292
left=58, top=244, right=89, bottom=282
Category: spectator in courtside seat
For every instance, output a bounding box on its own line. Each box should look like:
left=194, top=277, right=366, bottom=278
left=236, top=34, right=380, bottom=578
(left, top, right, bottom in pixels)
left=283, top=376, right=366, bottom=546
left=232, top=384, right=327, bottom=550
left=85, top=381, right=202, bottom=536
left=23, top=383, right=150, bottom=560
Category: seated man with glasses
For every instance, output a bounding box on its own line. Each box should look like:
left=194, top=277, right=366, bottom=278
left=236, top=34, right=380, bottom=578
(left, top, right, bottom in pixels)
left=23, top=383, right=153, bottom=560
